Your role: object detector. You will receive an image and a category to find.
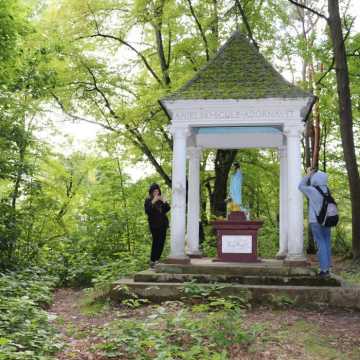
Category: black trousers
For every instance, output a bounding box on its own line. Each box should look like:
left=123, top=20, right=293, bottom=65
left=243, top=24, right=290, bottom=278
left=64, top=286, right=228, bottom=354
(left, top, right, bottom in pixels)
left=150, top=226, right=167, bottom=262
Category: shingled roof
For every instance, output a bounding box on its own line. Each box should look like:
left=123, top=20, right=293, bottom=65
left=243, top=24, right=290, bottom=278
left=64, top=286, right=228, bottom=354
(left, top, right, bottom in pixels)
left=160, top=31, right=312, bottom=101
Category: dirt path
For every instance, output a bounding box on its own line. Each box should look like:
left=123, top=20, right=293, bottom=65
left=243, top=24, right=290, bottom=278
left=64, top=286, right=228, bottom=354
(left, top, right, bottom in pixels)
left=49, top=288, right=158, bottom=359
left=49, top=288, right=118, bottom=360
left=241, top=307, right=360, bottom=359
left=49, top=288, right=360, bottom=360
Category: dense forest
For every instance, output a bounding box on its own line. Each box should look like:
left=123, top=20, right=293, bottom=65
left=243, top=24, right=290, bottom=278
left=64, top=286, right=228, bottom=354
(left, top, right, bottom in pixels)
left=1, top=0, right=360, bottom=359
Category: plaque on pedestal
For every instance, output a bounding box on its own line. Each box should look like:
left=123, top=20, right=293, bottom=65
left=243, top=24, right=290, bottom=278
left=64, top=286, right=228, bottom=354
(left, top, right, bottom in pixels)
left=211, top=211, right=263, bottom=262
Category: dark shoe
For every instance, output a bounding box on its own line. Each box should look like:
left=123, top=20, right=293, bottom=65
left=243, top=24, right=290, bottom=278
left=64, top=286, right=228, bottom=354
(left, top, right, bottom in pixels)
left=319, top=271, right=330, bottom=278
left=149, top=261, right=156, bottom=269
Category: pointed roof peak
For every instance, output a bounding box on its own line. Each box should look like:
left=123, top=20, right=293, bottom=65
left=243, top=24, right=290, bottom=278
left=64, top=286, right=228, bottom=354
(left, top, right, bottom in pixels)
left=161, top=31, right=311, bottom=102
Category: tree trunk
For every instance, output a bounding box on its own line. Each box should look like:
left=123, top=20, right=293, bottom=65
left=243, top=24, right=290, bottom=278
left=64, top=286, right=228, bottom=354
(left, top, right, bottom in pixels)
left=322, top=120, right=328, bottom=172
left=211, top=150, right=237, bottom=217
left=11, top=145, right=26, bottom=210
left=328, top=0, right=360, bottom=259
left=153, top=19, right=171, bottom=86
left=311, top=86, right=321, bottom=169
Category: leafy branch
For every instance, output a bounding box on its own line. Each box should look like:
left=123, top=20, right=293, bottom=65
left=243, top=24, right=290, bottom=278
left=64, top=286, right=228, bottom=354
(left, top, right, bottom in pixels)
left=287, top=0, right=329, bottom=22
left=234, top=0, right=259, bottom=50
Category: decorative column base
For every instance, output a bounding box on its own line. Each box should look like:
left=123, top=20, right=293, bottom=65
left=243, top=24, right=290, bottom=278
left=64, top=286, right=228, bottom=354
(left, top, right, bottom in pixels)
left=283, top=254, right=308, bottom=267
left=163, top=256, right=191, bottom=264
left=275, top=251, right=287, bottom=260
left=187, top=251, right=202, bottom=259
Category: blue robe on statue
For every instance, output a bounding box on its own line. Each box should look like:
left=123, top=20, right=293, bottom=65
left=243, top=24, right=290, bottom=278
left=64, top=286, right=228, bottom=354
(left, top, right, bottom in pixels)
left=230, top=169, right=243, bottom=206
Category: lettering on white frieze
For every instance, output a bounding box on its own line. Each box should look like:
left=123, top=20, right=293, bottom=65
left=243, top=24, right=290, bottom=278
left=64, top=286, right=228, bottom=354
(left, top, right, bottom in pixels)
left=173, top=109, right=297, bottom=122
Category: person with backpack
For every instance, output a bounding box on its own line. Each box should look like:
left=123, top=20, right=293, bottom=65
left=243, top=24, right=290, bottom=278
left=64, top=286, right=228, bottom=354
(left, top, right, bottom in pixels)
left=298, top=168, right=338, bottom=277
left=144, top=183, right=170, bottom=268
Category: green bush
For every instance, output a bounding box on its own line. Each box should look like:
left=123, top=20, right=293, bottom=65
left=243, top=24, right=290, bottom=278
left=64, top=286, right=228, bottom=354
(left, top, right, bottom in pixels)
left=92, top=252, right=149, bottom=288
left=0, top=268, right=62, bottom=359
left=258, top=222, right=278, bottom=258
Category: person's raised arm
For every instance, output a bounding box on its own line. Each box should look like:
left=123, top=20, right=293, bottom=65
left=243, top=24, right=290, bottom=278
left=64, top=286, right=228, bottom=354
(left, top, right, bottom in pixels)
left=162, top=201, right=170, bottom=213
left=298, top=168, right=316, bottom=197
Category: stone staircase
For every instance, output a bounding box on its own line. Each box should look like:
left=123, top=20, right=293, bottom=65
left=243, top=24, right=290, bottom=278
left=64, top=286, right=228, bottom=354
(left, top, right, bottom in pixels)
left=111, top=258, right=360, bottom=310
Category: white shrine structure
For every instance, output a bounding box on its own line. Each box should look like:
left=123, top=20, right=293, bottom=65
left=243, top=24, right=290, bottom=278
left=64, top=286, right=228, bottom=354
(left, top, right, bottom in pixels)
left=159, top=31, right=315, bottom=265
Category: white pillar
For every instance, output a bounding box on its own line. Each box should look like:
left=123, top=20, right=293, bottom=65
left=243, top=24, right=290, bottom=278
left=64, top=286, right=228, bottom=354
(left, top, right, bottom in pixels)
left=186, top=146, right=202, bottom=257
left=276, top=145, right=288, bottom=259
left=168, top=125, right=190, bottom=263
left=284, top=125, right=307, bottom=265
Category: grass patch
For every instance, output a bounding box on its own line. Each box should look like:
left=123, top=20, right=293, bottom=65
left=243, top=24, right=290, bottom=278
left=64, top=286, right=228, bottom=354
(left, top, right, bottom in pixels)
left=333, top=258, right=360, bottom=286
left=79, top=298, right=111, bottom=316
left=78, top=287, right=112, bottom=316
left=277, top=319, right=354, bottom=360
left=340, top=270, right=360, bottom=286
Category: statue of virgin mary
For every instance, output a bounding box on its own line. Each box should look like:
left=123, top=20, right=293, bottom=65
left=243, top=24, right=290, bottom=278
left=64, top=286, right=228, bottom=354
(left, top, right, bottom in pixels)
left=229, top=162, right=243, bottom=207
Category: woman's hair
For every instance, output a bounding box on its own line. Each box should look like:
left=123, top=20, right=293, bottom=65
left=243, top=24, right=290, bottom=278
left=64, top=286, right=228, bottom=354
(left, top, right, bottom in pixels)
left=148, top=183, right=161, bottom=197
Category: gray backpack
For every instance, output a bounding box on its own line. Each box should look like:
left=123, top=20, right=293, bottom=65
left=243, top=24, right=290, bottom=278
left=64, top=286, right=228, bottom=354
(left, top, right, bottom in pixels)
left=314, top=186, right=339, bottom=227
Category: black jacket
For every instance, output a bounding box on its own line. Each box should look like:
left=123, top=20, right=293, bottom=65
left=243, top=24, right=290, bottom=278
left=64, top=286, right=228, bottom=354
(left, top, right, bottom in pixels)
left=144, top=198, right=170, bottom=229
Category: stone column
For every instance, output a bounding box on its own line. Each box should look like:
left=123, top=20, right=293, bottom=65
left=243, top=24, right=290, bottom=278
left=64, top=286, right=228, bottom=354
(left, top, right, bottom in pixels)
left=186, top=146, right=202, bottom=257
left=276, top=145, right=288, bottom=259
left=167, top=125, right=190, bottom=264
left=284, top=125, right=307, bottom=265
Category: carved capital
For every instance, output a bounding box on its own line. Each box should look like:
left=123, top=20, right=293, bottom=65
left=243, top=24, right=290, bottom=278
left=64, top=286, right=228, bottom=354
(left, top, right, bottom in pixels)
left=168, top=124, right=191, bottom=139
left=283, top=125, right=304, bottom=138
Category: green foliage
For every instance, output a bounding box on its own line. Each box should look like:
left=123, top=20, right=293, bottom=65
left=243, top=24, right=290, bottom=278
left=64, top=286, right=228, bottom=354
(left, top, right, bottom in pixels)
left=0, top=267, right=58, bottom=305
left=258, top=222, right=279, bottom=258
left=182, top=280, right=251, bottom=312
left=0, top=268, right=62, bottom=359
left=0, top=146, right=152, bottom=285
left=93, top=304, right=254, bottom=359
left=182, top=280, right=226, bottom=299
left=92, top=254, right=149, bottom=288
left=0, top=1, right=360, bottom=358
left=0, top=0, right=60, bottom=269
left=121, top=297, right=150, bottom=309
left=0, top=0, right=357, bottom=274
left=192, top=296, right=250, bottom=313
left=340, top=261, right=360, bottom=286
left=268, top=294, right=296, bottom=308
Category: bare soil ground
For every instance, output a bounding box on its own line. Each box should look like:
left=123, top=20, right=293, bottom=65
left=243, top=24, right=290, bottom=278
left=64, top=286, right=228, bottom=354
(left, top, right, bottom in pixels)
left=49, top=287, right=360, bottom=360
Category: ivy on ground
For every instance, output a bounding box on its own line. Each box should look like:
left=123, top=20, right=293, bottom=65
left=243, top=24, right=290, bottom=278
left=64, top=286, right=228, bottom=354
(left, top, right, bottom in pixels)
left=0, top=268, right=63, bottom=359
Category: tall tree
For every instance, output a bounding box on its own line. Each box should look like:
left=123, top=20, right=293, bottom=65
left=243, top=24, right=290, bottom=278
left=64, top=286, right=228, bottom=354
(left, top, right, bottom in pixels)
left=328, top=0, right=360, bottom=259
left=288, top=0, right=360, bottom=259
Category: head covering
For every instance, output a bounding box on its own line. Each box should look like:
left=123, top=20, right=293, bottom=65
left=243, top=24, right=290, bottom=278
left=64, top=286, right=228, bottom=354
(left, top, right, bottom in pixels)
left=148, top=183, right=161, bottom=196
left=310, top=171, right=328, bottom=190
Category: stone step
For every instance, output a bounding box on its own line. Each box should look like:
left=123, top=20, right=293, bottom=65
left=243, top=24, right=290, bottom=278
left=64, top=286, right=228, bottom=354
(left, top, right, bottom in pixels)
left=155, top=260, right=317, bottom=277
left=134, top=270, right=341, bottom=287
left=111, top=278, right=360, bottom=310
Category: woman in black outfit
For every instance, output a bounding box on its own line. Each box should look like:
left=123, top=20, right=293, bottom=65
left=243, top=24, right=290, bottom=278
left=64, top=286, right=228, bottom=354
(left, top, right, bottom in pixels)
left=144, top=183, right=170, bottom=268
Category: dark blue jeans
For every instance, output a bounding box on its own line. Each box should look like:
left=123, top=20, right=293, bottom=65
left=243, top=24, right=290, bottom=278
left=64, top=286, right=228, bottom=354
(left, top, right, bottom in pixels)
left=310, top=223, right=332, bottom=272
